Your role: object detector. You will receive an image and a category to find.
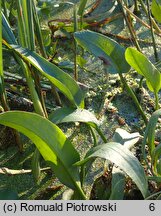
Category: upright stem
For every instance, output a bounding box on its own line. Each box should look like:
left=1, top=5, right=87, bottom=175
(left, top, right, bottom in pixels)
left=154, top=92, right=159, bottom=110
left=119, top=73, right=148, bottom=124
left=25, top=67, right=46, bottom=117
left=146, top=0, right=159, bottom=62
left=138, top=0, right=161, bottom=34
left=32, top=0, right=61, bottom=106
left=0, top=2, right=9, bottom=111
left=0, top=5, right=22, bottom=152
left=117, top=0, right=141, bottom=52
left=134, top=0, right=139, bottom=14
left=2, top=0, right=8, bottom=21
left=74, top=5, right=78, bottom=81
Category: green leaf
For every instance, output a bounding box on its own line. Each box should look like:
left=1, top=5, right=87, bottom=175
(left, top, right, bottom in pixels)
left=151, top=0, right=161, bottom=23
left=74, top=30, right=130, bottom=74
left=9, top=45, right=84, bottom=108
left=78, top=0, right=88, bottom=16
left=152, top=144, right=161, bottom=176
left=32, top=149, right=41, bottom=181
left=77, top=55, right=87, bottom=68
left=32, top=1, right=47, bottom=58
left=125, top=47, right=161, bottom=93
left=49, top=107, right=107, bottom=143
left=109, top=166, right=126, bottom=200
left=0, top=111, right=85, bottom=198
left=143, top=109, right=161, bottom=156
left=2, top=16, right=84, bottom=108
left=49, top=107, right=99, bottom=126
left=41, top=29, right=51, bottom=46
left=2, top=12, right=17, bottom=44
left=75, top=142, right=148, bottom=198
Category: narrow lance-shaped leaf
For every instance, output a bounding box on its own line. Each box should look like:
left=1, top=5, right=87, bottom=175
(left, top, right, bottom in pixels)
left=2, top=12, right=17, bottom=44
left=4, top=43, right=84, bottom=108
left=74, top=30, right=130, bottom=74
left=0, top=5, right=8, bottom=110
left=152, top=144, right=161, bottom=176
left=125, top=47, right=161, bottom=93
left=75, top=142, right=148, bottom=198
left=2, top=14, right=84, bottom=108
left=32, top=0, right=47, bottom=58
left=16, top=0, right=28, bottom=47
left=78, top=0, right=88, bottom=16
left=0, top=111, right=85, bottom=198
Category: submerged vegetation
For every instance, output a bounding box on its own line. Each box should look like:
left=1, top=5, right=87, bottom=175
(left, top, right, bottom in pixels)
left=0, top=0, right=161, bottom=200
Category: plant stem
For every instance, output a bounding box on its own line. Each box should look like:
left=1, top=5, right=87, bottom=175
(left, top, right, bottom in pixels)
left=121, top=4, right=161, bottom=37
left=145, top=191, right=161, bottom=200
left=89, top=126, right=98, bottom=146
left=32, top=0, right=61, bottom=106
left=0, top=5, right=23, bottom=152
left=138, top=0, right=161, bottom=34
left=154, top=92, right=159, bottom=110
left=2, top=0, right=8, bottom=21
left=51, top=84, right=62, bottom=106
left=76, top=185, right=87, bottom=200
left=32, top=0, right=47, bottom=59
left=146, top=0, right=159, bottom=62
left=96, top=126, right=107, bottom=143
left=74, top=5, right=78, bottom=81
left=119, top=73, right=148, bottom=124
left=117, top=0, right=141, bottom=52
left=26, top=66, right=46, bottom=116
left=139, top=76, right=144, bottom=88
left=134, top=0, right=140, bottom=14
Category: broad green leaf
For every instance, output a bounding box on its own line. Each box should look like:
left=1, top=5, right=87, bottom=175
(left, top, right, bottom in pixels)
left=0, top=111, right=84, bottom=196
left=9, top=44, right=84, bottom=108
left=143, top=109, right=161, bottom=156
left=49, top=107, right=99, bottom=126
left=74, top=30, right=130, bottom=74
left=110, top=166, right=125, bottom=200
left=49, top=107, right=106, bottom=143
left=125, top=47, right=161, bottom=93
left=111, top=128, right=140, bottom=199
left=151, top=0, right=161, bottom=23
left=75, top=142, right=148, bottom=198
left=2, top=15, right=84, bottom=108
